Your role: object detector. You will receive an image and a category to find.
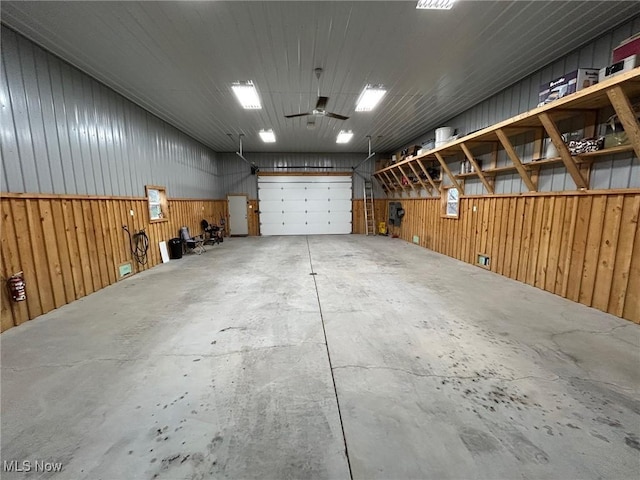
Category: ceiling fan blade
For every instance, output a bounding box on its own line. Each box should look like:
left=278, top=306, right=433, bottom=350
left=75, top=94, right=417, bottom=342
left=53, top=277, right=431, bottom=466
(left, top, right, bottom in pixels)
left=324, top=112, right=350, bottom=121
left=285, top=112, right=312, bottom=118
left=315, top=96, right=328, bottom=111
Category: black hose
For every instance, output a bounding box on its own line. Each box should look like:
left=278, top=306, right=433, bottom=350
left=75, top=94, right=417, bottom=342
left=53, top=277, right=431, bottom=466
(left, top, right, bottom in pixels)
left=122, top=226, right=149, bottom=265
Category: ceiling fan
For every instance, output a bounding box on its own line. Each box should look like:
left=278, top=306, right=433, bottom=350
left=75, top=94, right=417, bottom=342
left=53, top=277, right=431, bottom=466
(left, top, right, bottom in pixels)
left=285, top=68, right=349, bottom=121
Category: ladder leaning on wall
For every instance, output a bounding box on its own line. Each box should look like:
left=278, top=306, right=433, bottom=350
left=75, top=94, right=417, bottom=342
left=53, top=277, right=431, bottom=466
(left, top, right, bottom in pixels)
left=364, top=179, right=376, bottom=235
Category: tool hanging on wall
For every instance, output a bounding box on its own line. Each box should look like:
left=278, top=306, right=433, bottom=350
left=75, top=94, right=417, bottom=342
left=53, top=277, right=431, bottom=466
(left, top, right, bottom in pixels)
left=7, top=271, right=26, bottom=302
left=122, top=226, right=149, bottom=265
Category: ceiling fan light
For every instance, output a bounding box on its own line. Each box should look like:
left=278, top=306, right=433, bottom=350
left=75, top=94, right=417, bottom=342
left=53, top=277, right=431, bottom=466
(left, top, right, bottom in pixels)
left=355, top=85, right=387, bottom=112
left=336, top=130, right=354, bottom=144
left=259, top=129, right=276, bottom=143
left=416, top=0, right=455, bottom=10
left=231, top=81, right=262, bottom=109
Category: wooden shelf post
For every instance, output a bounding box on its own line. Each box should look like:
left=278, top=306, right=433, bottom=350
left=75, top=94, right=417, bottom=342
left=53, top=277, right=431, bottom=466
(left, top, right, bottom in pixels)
left=434, top=152, right=464, bottom=194
left=606, top=85, right=640, bottom=161
left=538, top=113, right=589, bottom=190
left=460, top=142, right=494, bottom=194
left=416, top=158, right=440, bottom=193
left=495, top=128, right=537, bottom=192
left=407, top=161, right=432, bottom=195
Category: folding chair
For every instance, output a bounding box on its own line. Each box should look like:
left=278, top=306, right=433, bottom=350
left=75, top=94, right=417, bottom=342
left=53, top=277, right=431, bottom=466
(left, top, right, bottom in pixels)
left=179, top=226, right=205, bottom=254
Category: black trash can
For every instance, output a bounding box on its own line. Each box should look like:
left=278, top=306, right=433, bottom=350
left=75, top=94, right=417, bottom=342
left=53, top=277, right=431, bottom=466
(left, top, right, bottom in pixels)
left=168, top=238, right=183, bottom=259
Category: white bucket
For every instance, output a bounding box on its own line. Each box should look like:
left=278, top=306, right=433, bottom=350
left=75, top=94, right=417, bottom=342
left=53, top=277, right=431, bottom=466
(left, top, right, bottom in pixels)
left=435, top=127, right=454, bottom=142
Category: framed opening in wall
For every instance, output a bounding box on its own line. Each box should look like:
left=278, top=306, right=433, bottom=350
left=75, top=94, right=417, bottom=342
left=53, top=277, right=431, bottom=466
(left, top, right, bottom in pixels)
left=442, top=186, right=459, bottom=218
left=146, top=185, right=168, bottom=223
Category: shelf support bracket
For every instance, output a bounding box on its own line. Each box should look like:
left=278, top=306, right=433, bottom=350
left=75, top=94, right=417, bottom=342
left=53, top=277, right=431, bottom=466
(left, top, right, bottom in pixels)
left=416, top=159, right=440, bottom=194
left=389, top=167, right=410, bottom=194
left=407, top=161, right=432, bottom=196
left=373, top=173, right=391, bottom=193
left=538, top=113, right=588, bottom=190
left=397, top=165, right=417, bottom=193
left=434, top=152, right=464, bottom=195
left=382, top=171, right=398, bottom=192
left=460, top=142, right=494, bottom=194
left=606, top=85, right=640, bottom=161
left=496, top=128, right=537, bottom=191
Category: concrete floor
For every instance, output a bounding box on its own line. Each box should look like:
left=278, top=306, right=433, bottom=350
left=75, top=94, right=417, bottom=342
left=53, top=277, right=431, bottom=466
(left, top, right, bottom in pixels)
left=1, top=235, right=639, bottom=480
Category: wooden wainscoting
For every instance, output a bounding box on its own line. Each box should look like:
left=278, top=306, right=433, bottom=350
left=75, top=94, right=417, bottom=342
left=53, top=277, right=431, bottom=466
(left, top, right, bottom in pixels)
left=248, top=200, right=260, bottom=236
left=0, top=194, right=227, bottom=331
left=352, top=199, right=388, bottom=234
left=392, top=192, right=640, bottom=323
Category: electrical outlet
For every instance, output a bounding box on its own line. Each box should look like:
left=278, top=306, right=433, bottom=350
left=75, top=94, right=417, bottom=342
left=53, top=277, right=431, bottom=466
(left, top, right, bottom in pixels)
left=473, top=205, right=477, bottom=212
left=130, top=209, right=134, bottom=217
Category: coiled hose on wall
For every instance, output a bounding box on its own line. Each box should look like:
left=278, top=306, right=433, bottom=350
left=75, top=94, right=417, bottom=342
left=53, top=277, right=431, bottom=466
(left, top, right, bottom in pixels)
left=122, top=226, right=149, bottom=265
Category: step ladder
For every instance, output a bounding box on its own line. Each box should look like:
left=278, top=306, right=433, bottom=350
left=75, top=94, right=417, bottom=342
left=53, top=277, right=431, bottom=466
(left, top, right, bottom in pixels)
left=364, top=179, right=376, bottom=235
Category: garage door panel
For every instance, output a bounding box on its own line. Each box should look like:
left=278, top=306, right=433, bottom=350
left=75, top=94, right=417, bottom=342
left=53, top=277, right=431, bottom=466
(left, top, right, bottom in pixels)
left=258, top=189, right=287, bottom=201
left=303, top=188, right=331, bottom=201
left=306, top=211, right=352, bottom=223
left=304, top=200, right=330, bottom=211
left=305, top=202, right=351, bottom=212
left=258, top=199, right=286, bottom=210
left=259, top=211, right=286, bottom=224
left=327, top=189, right=352, bottom=200
left=280, top=200, right=307, bottom=212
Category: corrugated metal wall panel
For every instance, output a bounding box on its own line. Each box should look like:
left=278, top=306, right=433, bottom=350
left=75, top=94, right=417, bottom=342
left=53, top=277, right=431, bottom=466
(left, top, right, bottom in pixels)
left=400, top=18, right=639, bottom=195
left=591, top=155, right=640, bottom=190
left=0, top=26, right=221, bottom=199
left=219, top=152, right=380, bottom=199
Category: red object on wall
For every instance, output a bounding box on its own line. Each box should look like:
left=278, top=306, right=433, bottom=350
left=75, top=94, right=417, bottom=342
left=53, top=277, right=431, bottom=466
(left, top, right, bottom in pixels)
left=7, top=272, right=26, bottom=302
left=613, top=34, right=640, bottom=62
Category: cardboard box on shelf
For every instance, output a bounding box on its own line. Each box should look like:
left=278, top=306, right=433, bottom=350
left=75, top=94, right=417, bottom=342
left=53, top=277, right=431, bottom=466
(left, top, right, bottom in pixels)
left=599, top=54, right=639, bottom=82
left=538, top=68, right=599, bottom=107
left=375, top=158, right=390, bottom=171
left=613, top=33, right=640, bottom=63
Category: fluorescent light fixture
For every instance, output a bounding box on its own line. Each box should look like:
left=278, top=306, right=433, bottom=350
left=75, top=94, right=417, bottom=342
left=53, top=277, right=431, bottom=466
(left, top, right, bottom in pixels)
left=336, top=130, right=354, bottom=144
left=416, top=0, right=455, bottom=9
left=355, top=84, right=387, bottom=112
left=231, top=81, right=262, bottom=109
left=259, top=129, right=276, bottom=143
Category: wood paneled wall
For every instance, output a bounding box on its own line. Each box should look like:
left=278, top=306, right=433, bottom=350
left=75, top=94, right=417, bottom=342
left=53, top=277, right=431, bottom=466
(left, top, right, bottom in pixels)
left=0, top=194, right=228, bottom=331
left=248, top=200, right=260, bottom=236
left=390, top=192, right=640, bottom=323
left=352, top=200, right=388, bottom=235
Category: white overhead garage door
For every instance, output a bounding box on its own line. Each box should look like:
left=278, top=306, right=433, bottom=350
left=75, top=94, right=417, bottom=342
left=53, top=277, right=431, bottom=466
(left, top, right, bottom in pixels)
left=258, top=175, right=352, bottom=235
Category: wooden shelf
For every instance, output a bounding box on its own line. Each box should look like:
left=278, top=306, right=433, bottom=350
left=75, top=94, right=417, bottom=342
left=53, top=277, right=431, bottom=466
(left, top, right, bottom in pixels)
left=374, top=68, right=640, bottom=194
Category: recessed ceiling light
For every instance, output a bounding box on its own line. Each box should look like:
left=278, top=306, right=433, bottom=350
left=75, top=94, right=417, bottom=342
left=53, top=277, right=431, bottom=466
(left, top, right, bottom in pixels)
left=259, top=129, right=276, bottom=143
left=231, top=81, right=262, bottom=109
left=416, top=0, right=455, bottom=10
left=336, top=130, right=354, bottom=144
left=355, top=85, right=387, bottom=112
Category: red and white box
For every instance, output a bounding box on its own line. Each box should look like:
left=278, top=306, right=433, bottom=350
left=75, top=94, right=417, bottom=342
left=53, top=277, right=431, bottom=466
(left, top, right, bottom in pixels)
left=613, top=33, right=640, bottom=63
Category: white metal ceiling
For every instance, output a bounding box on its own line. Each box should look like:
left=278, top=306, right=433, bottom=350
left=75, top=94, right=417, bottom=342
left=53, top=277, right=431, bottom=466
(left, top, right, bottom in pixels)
left=2, top=1, right=638, bottom=154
